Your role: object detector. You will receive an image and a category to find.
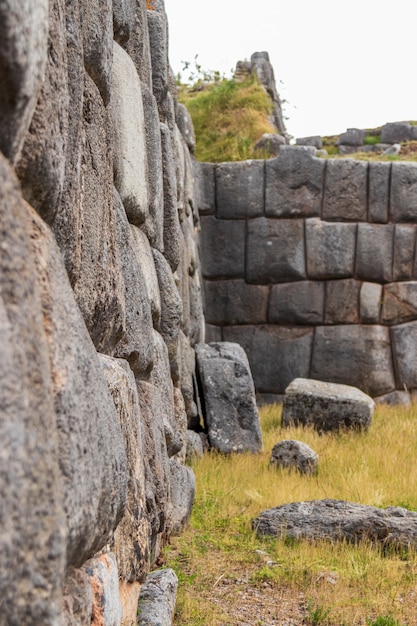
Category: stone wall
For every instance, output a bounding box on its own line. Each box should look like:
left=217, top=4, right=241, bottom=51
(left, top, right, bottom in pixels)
left=0, top=0, right=204, bottom=624
left=198, top=146, right=417, bottom=405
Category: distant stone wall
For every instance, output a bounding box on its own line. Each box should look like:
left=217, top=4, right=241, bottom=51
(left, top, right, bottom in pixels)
left=198, top=146, right=417, bottom=404
left=0, top=0, right=204, bottom=624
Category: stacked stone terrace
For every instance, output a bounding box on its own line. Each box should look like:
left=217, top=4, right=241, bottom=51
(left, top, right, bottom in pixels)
left=199, top=146, right=417, bottom=404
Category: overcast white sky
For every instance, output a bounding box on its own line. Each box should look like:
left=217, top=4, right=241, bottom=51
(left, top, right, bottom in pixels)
left=164, top=0, right=416, bottom=140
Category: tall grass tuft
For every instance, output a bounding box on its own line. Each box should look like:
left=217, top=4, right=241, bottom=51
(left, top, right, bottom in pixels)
left=164, top=403, right=417, bottom=625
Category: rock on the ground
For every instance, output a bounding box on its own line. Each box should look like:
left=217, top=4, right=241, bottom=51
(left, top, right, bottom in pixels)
left=195, top=342, right=263, bottom=454
left=281, top=378, right=375, bottom=432
left=270, top=440, right=318, bottom=475
left=186, top=430, right=204, bottom=461
left=253, top=499, right=417, bottom=549
left=167, top=459, right=196, bottom=536
left=137, top=568, right=178, bottom=626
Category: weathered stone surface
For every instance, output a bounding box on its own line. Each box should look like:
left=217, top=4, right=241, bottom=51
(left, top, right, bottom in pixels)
left=160, top=122, right=181, bottom=270
left=270, top=440, right=318, bottom=475
left=375, top=390, right=411, bottom=406
left=15, top=0, right=69, bottom=224
left=223, top=325, right=314, bottom=394
left=355, top=224, right=394, bottom=283
left=250, top=51, right=287, bottom=135
left=110, top=41, right=148, bottom=226
left=176, top=330, right=197, bottom=420
left=281, top=378, right=375, bottom=432
left=339, top=128, right=365, bottom=146
left=394, top=224, right=416, bottom=280
left=0, top=0, right=49, bottom=163
left=368, top=162, right=390, bottom=223
left=147, top=7, right=168, bottom=106
left=391, top=320, right=417, bottom=390
left=247, top=217, right=306, bottom=283
left=311, top=325, right=395, bottom=397
left=195, top=342, right=263, bottom=453
left=0, top=156, right=66, bottom=624
left=200, top=216, right=246, bottom=279
left=253, top=499, right=417, bottom=549
left=112, top=189, right=154, bottom=377
left=168, top=459, right=196, bottom=536
left=123, top=0, right=152, bottom=87
left=72, top=74, right=125, bottom=353
left=186, top=430, right=204, bottom=461
left=61, top=568, right=93, bottom=626
left=360, top=282, right=382, bottom=324
left=204, top=279, right=269, bottom=325
left=81, top=0, right=113, bottom=104
left=137, top=569, right=178, bottom=626
left=29, top=210, right=128, bottom=567
left=216, top=160, right=264, bottom=218
left=82, top=554, right=123, bottom=626
left=381, top=122, right=416, bottom=144
left=195, top=161, right=216, bottom=215
left=176, top=101, right=196, bottom=152
left=254, top=133, right=286, bottom=156
left=325, top=279, right=360, bottom=324
left=141, top=83, right=164, bottom=250
left=306, top=218, right=357, bottom=279
left=295, top=136, right=322, bottom=149
left=381, top=282, right=417, bottom=325
left=268, top=281, right=324, bottom=325
left=131, top=226, right=161, bottom=328
left=265, top=146, right=325, bottom=218
left=322, top=159, right=368, bottom=221
left=100, top=355, right=150, bottom=584
left=206, top=324, right=222, bottom=343
left=173, top=387, right=188, bottom=463
left=113, top=0, right=136, bottom=45
left=152, top=249, right=183, bottom=362
left=391, top=162, right=417, bottom=222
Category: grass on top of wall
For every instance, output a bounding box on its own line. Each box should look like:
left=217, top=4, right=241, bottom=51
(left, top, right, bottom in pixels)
left=178, top=76, right=277, bottom=163
left=162, top=403, right=417, bottom=625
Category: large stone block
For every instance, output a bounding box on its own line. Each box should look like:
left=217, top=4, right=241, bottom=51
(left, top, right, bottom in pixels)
left=360, top=282, right=382, bottom=324
left=387, top=278, right=417, bottom=326
left=393, top=224, right=416, bottom=281
left=223, top=325, right=314, bottom=394
left=110, top=41, right=148, bottom=227
left=29, top=210, right=128, bottom=568
left=160, top=123, right=181, bottom=271
left=122, top=0, right=152, bottom=87
left=0, top=156, right=66, bottom=624
left=355, top=223, right=394, bottom=283
left=322, top=159, right=368, bottom=221
left=324, top=279, right=360, bottom=324
left=268, top=281, right=324, bottom=325
left=137, top=569, right=178, bottom=626
left=167, top=459, right=196, bottom=536
left=306, top=218, right=357, bottom=279
left=368, top=162, right=390, bottom=223
left=265, top=146, right=325, bottom=218
left=200, top=216, right=246, bottom=279
left=247, top=217, right=306, bottom=283
left=311, top=325, right=395, bottom=397
left=204, top=279, right=269, bottom=325
left=195, top=342, right=262, bottom=453
left=216, top=159, right=264, bottom=218
left=82, top=554, right=123, bottom=626
left=391, top=162, right=417, bottom=222
left=281, top=378, right=375, bottom=432
left=339, top=128, right=365, bottom=146
left=113, top=0, right=136, bottom=45
left=81, top=0, right=113, bottom=104
left=61, top=568, right=93, bottom=626
left=100, top=356, right=150, bottom=584
left=131, top=226, right=161, bottom=328
left=147, top=7, right=168, bottom=106
left=194, top=161, right=216, bottom=215
left=392, top=320, right=417, bottom=389
left=15, top=0, right=69, bottom=225
left=381, top=122, right=416, bottom=143
left=0, top=0, right=49, bottom=163
left=152, top=249, right=183, bottom=363
left=176, top=102, right=196, bottom=153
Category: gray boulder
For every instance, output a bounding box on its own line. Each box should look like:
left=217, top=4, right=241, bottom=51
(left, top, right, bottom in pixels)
left=281, top=378, right=375, bottom=432
left=167, top=459, right=196, bottom=536
left=381, top=122, right=416, bottom=144
left=270, top=440, right=318, bottom=475
left=254, top=133, right=286, bottom=156
left=296, top=136, right=322, bottom=149
left=195, top=342, right=263, bottom=453
left=383, top=143, right=401, bottom=155
left=338, top=128, right=366, bottom=146
left=137, top=568, right=178, bottom=626
left=186, top=430, right=205, bottom=461
left=253, top=499, right=417, bottom=549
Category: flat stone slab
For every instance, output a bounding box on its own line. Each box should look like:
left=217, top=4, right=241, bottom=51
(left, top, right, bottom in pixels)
left=281, top=378, right=375, bottom=432
left=253, top=499, right=417, bottom=549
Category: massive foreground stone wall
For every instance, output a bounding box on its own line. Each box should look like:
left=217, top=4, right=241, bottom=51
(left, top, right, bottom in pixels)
left=0, top=0, right=204, bottom=623
left=199, top=146, right=417, bottom=404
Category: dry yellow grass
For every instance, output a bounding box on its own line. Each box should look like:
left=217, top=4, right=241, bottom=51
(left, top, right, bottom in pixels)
left=163, top=404, right=417, bottom=625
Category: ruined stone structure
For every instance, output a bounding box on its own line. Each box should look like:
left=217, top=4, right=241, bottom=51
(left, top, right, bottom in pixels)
left=0, top=0, right=204, bottom=623
left=200, top=147, right=417, bottom=405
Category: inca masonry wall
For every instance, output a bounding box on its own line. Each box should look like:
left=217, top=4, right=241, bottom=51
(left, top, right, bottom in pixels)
left=198, top=146, right=417, bottom=405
